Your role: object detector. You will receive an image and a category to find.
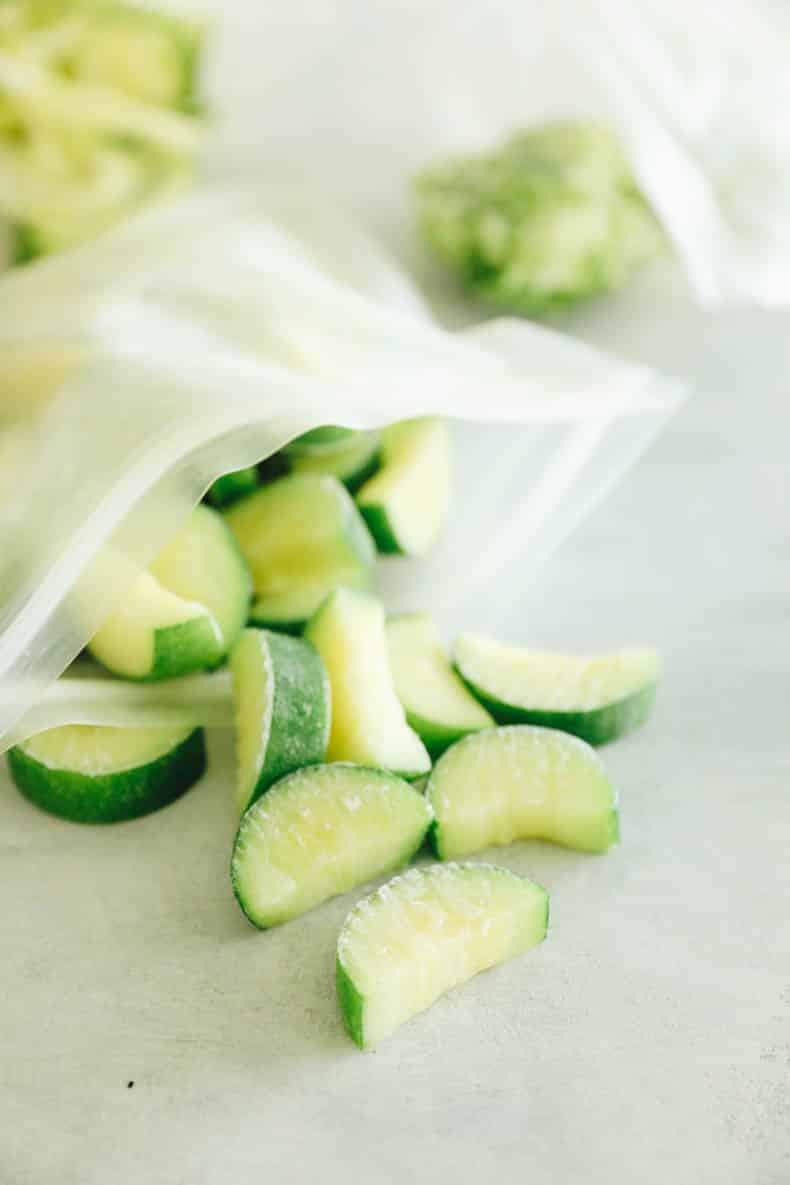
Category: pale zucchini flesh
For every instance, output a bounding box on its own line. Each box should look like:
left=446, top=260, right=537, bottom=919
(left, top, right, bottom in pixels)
left=427, top=725, right=619, bottom=858
left=356, top=418, right=451, bottom=555
left=455, top=633, right=660, bottom=745
left=386, top=613, right=493, bottom=758
left=285, top=429, right=381, bottom=492
left=148, top=504, right=251, bottom=654
left=231, top=763, right=432, bottom=928
left=337, top=862, right=549, bottom=1049
left=88, top=506, right=251, bottom=680
left=225, top=474, right=376, bottom=632
left=305, top=589, right=430, bottom=778
left=88, top=569, right=221, bottom=680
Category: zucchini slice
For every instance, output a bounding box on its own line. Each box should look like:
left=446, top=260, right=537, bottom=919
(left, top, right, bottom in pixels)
left=356, top=418, right=451, bottom=555
left=8, top=723, right=205, bottom=823
left=427, top=725, right=619, bottom=858
left=386, top=613, right=493, bottom=758
left=230, top=628, right=330, bottom=815
left=337, top=862, right=548, bottom=1048
left=305, top=588, right=430, bottom=779
left=285, top=429, right=381, bottom=492
left=455, top=633, right=660, bottom=745
left=225, top=473, right=376, bottom=633
left=231, top=763, right=431, bottom=928
left=88, top=505, right=252, bottom=680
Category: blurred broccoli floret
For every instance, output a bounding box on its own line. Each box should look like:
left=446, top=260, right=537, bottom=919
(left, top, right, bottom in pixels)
left=415, top=122, right=664, bottom=316
left=0, top=0, right=206, bottom=265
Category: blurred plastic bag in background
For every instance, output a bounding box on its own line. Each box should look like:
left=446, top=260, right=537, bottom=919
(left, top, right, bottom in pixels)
left=205, top=0, right=790, bottom=309
left=574, top=0, right=790, bottom=308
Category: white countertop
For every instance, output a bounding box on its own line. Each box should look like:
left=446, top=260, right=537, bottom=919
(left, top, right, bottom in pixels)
left=2, top=4, right=789, bottom=1179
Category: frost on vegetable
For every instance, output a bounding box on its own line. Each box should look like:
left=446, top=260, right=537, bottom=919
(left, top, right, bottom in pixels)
left=0, top=0, right=205, bottom=264
left=336, top=863, right=549, bottom=1048
left=415, top=121, right=664, bottom=315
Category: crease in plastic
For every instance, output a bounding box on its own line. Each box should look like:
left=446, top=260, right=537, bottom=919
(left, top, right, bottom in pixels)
left=571, top=0, right=790, bottom=307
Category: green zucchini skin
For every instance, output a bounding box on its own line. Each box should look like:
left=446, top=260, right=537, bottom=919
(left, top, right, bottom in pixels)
left=459, top=674, right=658, bottom=746
left=8, top=727, right=206, bottom=824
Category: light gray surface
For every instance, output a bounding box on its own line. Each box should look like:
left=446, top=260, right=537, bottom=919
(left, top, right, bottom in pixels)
left=1, top=268, right=788, bottom=1185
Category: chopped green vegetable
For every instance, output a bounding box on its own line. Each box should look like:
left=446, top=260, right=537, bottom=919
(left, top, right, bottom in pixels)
left=337, top=862, right=549, bottom=1048
left=225, top=473, right=376, bottom=634
left=427, top=725, right=619, bottom=858
left=230, top=628, right=330, bottom=816
left=386, top=612, right=493, bottom=757
left=8, top=722, right=206, bottom=823
left=305, top=588, right=431, bottom=779
left=455, top=634, right=660, bottom=745
left=231, top=763, right=432, bottom=929
left=88, top=505, right=251, bottom=680
left=285, top=429, right=381, bottom=493
left=356, top=418, right=451, bottom=555
left=416, top=121, right=664, bottom=315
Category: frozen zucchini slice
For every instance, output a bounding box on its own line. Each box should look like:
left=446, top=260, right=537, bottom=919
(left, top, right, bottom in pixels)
left=337, top=862, right=549, bottom=1049
left=230, top=628, right=330, bottom=815
left=305, top=588, right=430, bottom=778
left=7, top=723, right=205, bottom=823
left=206, top=467, right=259, bottom=508
left=231, top=763, right=432, bottom=928
left=455, top=634, right=660, bottom=745
left=386, top=613, right=493, bottom=758
left=356, top=418, right=451, bottom=555
left=285, top=429, right=381, bottom=492
left=88, top=505, right=252, bottom=680
left=224, top=473, right=376, bottom=633
left=427, top=725, right=619, bottom=858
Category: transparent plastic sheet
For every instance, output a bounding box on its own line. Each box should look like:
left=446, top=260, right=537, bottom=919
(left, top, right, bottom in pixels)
left=207, top=0, right=790, bottom=310
left=571, top=0, right=790, bottom=308
left=0, top=184, right=684, bottom=750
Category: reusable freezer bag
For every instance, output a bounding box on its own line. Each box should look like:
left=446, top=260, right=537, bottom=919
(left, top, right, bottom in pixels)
left=0, top=184, right=683, bottom=748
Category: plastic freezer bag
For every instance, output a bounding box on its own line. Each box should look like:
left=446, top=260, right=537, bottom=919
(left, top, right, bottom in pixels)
left=0, top=185, right=683, bottom=749
left=207, top=0, right=790, bottom=309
